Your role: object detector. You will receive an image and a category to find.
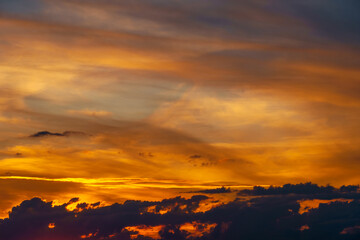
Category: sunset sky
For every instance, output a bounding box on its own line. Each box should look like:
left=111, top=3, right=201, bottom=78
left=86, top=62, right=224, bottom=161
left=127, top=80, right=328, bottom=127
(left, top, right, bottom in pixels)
left=0, top=1, right=359, bottom=239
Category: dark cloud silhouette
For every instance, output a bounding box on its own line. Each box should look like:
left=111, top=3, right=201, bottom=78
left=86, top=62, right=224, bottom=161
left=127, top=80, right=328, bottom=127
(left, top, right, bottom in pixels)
left=67, top=197, right=80, bottom=205
left=0, top=195, right=209, bottom=240
left=29, top=131, right=87, bottom=138
left=153, top=195, right=209, bottom=215
left=159, top=225, right=189, bottom=240
left=190, top=187, right=231, bottom=194
left=340, top=185, right=360, bottom=193
left=30, top=131, right=64, bottom=137
left=1, top=183, right=360, bottom=239
left=238, top=182, right=339, bottom=196
left=202, top=195, right=360, bottom=240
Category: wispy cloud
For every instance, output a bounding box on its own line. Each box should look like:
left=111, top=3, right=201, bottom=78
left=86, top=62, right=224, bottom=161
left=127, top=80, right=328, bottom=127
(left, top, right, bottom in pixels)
left=0, top=1, right=359, bottom=234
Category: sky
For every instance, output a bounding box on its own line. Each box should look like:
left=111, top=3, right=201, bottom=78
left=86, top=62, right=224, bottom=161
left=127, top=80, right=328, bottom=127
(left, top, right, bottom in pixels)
left=0, top=0, right=359, bottom=239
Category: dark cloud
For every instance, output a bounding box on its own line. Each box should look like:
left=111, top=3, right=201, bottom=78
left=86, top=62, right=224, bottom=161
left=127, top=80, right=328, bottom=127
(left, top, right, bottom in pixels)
left=153, top=195, right=209, bottom=215
left=30, top=131, right=64, bottom=137
left=158, top=225, right=189, bottom=240
left=0, top=195, right=209, bottom=240
left=340, top=185, right=360, bottom=193
left=3, top=0, right=359, bottom=54
left=1, top=183, right=360, bottom=239
left=205, top=196, right=360, bottom=240
left=284, top=0, right=360, bottom=44
left=238, top=182, right=339, bottom=196
left=67, top=197, right=79, bottom=205
left=341, top=225, right=360, bottom=235
left=29, top=131, right=87, bottom=138
left=190, top=187, right=232, bottom=194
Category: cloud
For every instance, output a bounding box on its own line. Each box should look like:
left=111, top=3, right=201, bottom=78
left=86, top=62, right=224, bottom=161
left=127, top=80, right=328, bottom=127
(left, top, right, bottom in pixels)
left=340, top=185, right=360, bottom=193
left=0, top=195, right=209, bottom=240
left=1, top=183, right=360, bottom=239
left=0, top=2, right=359, bottom=238
left=238, top=182, right=337, bottom=196
left=68, top=109, right=112, bottom=118
left=30, top=131, right=64, bottom=137
left=341, top=225, right=360, bottom=235
left=238, top=183, right=360, bottom=198
left=190, top=187, right=232, bottom=194
left=29, top=130, right=87, bottom=137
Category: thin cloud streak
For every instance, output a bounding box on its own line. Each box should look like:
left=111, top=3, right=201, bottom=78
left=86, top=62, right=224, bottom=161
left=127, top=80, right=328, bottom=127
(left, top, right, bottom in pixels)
left=0, top=176, right=253, bottom=189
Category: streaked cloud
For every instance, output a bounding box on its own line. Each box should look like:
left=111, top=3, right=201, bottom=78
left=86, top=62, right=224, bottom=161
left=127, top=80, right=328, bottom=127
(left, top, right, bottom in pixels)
left=0, top=1, right=359, bottom=236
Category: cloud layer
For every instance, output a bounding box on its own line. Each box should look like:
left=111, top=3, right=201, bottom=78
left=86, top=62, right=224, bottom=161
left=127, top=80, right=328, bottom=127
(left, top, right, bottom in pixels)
left=0, top=0, right=359, bottom=235
left=1, top=183, right=360, bottom=240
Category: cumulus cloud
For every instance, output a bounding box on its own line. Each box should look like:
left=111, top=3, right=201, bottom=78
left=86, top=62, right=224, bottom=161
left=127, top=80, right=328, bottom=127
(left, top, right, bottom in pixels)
left=238, top=182, right=338, bottom=196
left=1, top=184, right=360, bottom=240
left=0, top=195, right=209, bottom=240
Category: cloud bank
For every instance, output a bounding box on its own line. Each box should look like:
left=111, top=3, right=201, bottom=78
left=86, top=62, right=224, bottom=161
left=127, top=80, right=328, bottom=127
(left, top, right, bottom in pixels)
left=1, top=183, right=360, bottom=240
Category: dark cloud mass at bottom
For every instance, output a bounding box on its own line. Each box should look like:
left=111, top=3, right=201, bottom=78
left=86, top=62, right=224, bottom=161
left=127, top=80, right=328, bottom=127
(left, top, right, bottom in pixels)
left=1, top=183, right=360, bottom=240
